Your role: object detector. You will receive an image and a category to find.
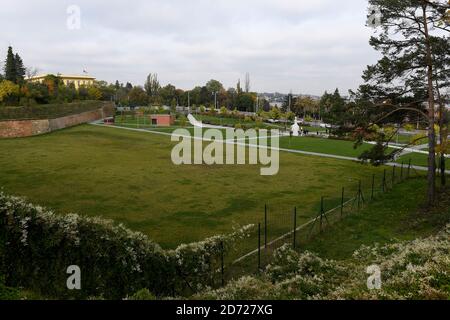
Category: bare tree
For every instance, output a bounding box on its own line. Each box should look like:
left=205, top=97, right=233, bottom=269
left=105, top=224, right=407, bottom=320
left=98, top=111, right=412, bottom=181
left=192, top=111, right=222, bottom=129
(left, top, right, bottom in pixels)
left=245, top=72, right=250, bottom=93
left=144, top=73, right=160, bottom=97
left=25, top=67, right=39, bottom=80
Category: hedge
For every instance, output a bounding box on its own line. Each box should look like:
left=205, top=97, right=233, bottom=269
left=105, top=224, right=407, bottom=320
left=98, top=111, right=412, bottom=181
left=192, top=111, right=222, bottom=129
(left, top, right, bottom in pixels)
left=0, top=101, right=113, bottom=120
left=0, top=192, right=252, bottom=299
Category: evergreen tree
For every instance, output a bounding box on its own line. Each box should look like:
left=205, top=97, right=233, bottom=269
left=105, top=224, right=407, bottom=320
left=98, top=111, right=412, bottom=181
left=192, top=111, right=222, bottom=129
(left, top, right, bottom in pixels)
left=4, top=46, right=16, bottom=83
left=14, top=53, right=25, bottom=83
left=354, top=0, right=449, bottom=204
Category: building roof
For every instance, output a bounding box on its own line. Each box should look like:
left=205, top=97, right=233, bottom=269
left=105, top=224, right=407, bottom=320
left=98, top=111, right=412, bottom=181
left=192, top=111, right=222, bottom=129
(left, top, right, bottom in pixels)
left=28, top=74, right=96, bottom=80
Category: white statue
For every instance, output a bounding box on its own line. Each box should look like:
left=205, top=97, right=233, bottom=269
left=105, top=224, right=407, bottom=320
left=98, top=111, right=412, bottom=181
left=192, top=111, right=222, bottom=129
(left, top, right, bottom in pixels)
left=291, top=117, right=300, bottom=137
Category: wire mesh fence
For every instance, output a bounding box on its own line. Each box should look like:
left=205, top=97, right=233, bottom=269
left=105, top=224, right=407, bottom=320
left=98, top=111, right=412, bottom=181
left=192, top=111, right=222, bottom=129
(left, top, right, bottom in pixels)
left=223, top=159, right=422, bottom=283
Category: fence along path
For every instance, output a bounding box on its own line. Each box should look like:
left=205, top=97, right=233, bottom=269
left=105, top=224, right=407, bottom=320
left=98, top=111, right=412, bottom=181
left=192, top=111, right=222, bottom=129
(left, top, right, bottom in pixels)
left=232, top=196, right=356, bottom=265
left=232, top=163, right=425, bottom=267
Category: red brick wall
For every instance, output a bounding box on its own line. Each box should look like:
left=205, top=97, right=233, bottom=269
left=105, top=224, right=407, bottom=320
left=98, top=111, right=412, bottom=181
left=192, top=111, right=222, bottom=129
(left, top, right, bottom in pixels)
left=150, top=115, right=174, bottom=126
left=0, top=105, right=114, bottom=138
left=0, top=119, right=49, bottom=138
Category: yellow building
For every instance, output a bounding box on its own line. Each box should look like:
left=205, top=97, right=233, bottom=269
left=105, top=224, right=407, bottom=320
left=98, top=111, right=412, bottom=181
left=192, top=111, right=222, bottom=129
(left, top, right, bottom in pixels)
left=28, top=74, right=96, bottom=89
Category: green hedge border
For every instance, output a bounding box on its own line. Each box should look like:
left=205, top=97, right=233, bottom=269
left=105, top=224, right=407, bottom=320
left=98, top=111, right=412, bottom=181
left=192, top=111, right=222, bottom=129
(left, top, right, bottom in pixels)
left=0, top=101, right=113, bottom=121
left=0, top=192, right=252, bottom=299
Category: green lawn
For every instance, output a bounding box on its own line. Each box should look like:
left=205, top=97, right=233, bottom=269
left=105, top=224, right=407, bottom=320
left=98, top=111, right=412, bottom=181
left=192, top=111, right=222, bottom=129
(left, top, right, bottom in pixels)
left=115, top=122, right=377, bottom=158
left=275, top=136, right=374, bottom=158
left=116, top=122, right=437, bottom=167
left=397, top=152, right=449, bottom=170
left=301, top=177, right=450, bottom=260
left=0, top=124, right=388, bottom=249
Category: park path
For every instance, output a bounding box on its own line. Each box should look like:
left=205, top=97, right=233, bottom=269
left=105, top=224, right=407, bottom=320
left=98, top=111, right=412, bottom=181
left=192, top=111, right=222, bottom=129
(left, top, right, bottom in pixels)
left=89, top=122, right=450, bottom=175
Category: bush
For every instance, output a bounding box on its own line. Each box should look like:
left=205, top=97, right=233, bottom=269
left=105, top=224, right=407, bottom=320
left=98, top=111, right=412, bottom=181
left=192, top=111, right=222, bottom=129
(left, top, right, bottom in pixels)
left=126, top=288, right=156, bottom=300
left=197, top=225, right=450, bottom=300
left=0, top=275, right=21, bottom=300
left=0, top=101, right=113, bottom=120
left=0, top=192, right=252, bottom=299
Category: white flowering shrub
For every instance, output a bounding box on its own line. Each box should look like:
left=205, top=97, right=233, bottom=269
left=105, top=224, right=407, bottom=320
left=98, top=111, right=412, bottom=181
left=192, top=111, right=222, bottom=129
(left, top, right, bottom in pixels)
left=169, top=224, right=253, bottom=294
left=330, top=224, right=450, bottom=300
left=265, top=245, right=345, bottom=283
left=194, top=276, right=274, bottom=300
left=196, top=225, right=450, bottom=300
left=0, top=192, right=252, bottom=299
left=264, top=245, right=347, bottom=299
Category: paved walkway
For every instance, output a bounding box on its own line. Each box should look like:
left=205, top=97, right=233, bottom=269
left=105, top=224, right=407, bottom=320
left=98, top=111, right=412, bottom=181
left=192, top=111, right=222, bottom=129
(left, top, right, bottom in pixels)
left=90, top=122, right=450, bottom=174
left=365, top=141, right=449, bottom=159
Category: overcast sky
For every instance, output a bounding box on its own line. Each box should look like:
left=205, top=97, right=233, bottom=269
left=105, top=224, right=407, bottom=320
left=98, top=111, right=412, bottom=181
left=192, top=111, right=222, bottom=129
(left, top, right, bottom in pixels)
left=1, top=0, right=380, bottom=95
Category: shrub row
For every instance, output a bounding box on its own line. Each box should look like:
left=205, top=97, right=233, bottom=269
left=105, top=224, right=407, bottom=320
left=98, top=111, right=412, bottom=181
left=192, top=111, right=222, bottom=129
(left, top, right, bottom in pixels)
left=0, top=192, right=252, bottom=299
left=195, top=225, right=450, bottom=300
left=0, top=101, right=113, bottom=120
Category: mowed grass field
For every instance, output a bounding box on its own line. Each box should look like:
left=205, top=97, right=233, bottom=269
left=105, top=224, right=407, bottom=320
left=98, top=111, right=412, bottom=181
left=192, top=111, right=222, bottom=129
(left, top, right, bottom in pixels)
left=0, top=124, right=396, bottom=248
left=114, top=118, right=443, bottom=168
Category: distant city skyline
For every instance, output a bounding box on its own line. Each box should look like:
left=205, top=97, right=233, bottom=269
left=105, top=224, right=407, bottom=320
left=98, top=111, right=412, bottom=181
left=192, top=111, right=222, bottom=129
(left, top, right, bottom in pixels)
left=1, top=0, right=380, bottom=96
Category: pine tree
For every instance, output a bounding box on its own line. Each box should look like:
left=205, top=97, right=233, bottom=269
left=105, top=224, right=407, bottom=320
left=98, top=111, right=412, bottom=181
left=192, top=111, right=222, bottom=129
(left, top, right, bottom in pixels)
left=4, top=46, right=16, bottom=83
left=14, top=53, right=25, bottom=83
left=355, top=0, right=449, bottom=205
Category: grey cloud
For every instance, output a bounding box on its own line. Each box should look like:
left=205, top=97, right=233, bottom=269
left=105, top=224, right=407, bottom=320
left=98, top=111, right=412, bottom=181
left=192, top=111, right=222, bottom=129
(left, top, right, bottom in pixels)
left=0, top=0, right=378, bottom=95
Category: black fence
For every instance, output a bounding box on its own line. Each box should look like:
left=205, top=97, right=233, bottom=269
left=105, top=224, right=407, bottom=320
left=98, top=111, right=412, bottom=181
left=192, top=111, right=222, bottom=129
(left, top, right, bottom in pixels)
left=216, top=159, right=422, bottom=286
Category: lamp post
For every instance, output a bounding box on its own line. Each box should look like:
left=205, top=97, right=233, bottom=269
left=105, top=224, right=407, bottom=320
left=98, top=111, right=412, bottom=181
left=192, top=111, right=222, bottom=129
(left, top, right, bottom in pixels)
left=212, top=91, right=218, bottom=110
left=187, top=91, right=190, bottom=111
left=288, top=94, right=291, bottom=113
left=256, top=95, right=259, bottom=114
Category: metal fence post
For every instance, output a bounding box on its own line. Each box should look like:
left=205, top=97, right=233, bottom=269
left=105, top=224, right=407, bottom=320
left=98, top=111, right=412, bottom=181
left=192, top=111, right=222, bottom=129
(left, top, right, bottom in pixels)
left=358, top=180, right=362, bottom=210
left=264, top=204, right=267, bottom=249
left=371, top=174, right=375, bottom=200
left=341, top=187, right=345, bottom=218
left=320, top=197, right=324, bottom=233
left=408, top=159, right=411, bottom=178
left=220, top=241, right=224, bottom=287
left=383, top=169, right=386, bottom=192
left=293, top=207, right=297, bottom=248
left=258, top=223, right=261, bottom=272
left=400, top=162, right=404, bottom=181
left=392, top=165, right=396, bottom=186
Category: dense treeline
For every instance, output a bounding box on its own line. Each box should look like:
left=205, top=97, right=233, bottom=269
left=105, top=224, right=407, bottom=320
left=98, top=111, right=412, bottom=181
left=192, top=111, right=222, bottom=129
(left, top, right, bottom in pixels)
left=118, top=75, right=260, bottom=112
left=0, top=46, right=351, bottom=119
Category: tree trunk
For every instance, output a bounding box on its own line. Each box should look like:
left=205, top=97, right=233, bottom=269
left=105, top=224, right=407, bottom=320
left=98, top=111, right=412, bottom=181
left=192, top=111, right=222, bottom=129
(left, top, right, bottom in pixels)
left=422, top=4, right=436, bottom=205
left=437, top=85, right=446, bottom=187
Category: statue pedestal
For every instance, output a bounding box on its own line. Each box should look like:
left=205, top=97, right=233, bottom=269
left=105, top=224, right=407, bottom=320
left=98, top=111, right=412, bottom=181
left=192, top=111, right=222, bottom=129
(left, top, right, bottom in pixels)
left=291, top=117, right=300, bottom=137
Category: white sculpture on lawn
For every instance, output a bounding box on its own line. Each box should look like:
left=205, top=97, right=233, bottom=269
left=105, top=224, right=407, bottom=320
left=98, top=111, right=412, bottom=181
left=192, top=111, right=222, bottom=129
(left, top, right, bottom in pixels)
left=291, top=117, right=300, bottom=137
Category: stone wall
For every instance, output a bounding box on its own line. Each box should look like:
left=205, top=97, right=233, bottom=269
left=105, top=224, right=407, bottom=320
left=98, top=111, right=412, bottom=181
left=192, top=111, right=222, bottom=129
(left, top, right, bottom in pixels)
left=0, top=104, right=114, bottom=138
